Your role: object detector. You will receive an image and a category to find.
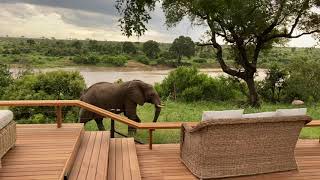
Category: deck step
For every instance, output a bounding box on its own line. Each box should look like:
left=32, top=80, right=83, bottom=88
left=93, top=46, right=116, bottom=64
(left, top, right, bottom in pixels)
left=108, top=138, right=142, bottom=180
left=69, top=131, right=110, bottom=180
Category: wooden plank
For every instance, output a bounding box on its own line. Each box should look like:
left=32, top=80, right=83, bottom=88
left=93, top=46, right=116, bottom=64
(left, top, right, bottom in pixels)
left=95, top=131, right=110, bottom=180
left=86, top=132, right=103, bottom=179
left=69, top=132, right=91, bottom=180
left=108, top=138, right=141, bottom=180
left=115, top=138, right=124, bottom=180
left=76, top=132, right=97, bottom=180
left=61, top=128, right=84, bottom=179
left=108, top=139, right=116, bottom=180
left=128, top=138, right=142, bottom=180
left=122, top=138, right=131, bottom=180
left=305, top=120, right=320, bottom=127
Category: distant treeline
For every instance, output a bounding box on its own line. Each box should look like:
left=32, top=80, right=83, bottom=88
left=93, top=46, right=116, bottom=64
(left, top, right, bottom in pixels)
left=0, top=36, right=319, bottom=68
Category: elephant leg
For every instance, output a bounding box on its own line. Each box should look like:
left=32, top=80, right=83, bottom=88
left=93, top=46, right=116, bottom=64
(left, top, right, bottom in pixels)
left=95, top=118, right=105, bottom=131
left=126, top=115, right=141, bottom=136
left=125, top=102, right=141, bottom=135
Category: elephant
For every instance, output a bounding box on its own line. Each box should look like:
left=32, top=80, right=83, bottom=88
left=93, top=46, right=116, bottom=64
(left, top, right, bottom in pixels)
left=78, top=80, right=163, bottom=133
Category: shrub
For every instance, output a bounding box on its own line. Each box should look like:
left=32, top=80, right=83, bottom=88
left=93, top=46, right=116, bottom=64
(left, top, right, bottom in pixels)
left=72, top=54, right=100, bottom=64
left=193, top=58, right=207, bottom=63
left=100, top=55, right=128, bottom=66
left=134, top=55, right=150, bottom=65
left=283, top=58, right=320, bottom=102
left=257, top=63, right=288, bottom=102
left=2, top=71, right=86, bottom=122
left=157, top=67, right=243, bottom=101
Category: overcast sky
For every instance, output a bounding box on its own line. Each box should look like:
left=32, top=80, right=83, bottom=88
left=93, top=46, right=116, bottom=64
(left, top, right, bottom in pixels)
left=0, top=1, right=318, bottom=47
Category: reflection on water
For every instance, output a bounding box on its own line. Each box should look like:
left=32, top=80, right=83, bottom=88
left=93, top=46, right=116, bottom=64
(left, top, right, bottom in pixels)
left=10, top=67, right=267, bottom=86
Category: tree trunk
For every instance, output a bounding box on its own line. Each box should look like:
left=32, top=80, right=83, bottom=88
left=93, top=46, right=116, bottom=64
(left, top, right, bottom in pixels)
left=245, top=77, right=260, bottom=107
left=177, top=55, right=181, bottom=64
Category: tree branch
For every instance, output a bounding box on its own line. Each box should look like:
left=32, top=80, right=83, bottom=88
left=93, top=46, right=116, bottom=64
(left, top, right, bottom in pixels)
left=267, top=29, right=320, bottom=40
left=260, top=0, right=287, bottom=37
left=197, top=43, right=214, bottom=47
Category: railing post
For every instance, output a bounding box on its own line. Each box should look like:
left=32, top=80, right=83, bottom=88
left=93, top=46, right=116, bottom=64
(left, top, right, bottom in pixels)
left=111, top=119, right=115, bottom=138
left=149, top=129, right=154, bottom=150
left=56, top=106, right=62, bottom=128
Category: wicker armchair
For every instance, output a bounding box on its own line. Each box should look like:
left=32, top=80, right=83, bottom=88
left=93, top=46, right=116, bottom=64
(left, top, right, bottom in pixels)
left=180, top=115, right=311, bottom=179
left=0, top=110, right=16, bottom=168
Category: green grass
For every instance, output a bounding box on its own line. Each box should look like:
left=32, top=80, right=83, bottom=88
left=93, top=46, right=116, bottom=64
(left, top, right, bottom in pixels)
left=83, top=100, right=320, bottom=144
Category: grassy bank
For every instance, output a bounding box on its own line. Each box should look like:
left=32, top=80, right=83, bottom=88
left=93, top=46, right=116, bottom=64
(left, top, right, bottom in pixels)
left=84, top=100, right=320, bottom=144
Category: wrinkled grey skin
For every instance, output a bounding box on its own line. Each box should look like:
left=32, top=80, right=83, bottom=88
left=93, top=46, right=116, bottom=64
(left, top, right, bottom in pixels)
left=79, top=80, right=162, bottom=132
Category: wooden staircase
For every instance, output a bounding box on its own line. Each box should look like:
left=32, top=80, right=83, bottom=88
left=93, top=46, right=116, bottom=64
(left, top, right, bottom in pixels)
left=68, top=131, right=141, bottom=180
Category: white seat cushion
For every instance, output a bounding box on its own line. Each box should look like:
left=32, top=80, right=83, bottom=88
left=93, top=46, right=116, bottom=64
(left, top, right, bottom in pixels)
left=202, top=109, right=244, bottom=121
left=0, top=110, right=14, bottom=129
left=242, top=112, right=276, bottom=118
left=276, top=108, right=307, bottom=117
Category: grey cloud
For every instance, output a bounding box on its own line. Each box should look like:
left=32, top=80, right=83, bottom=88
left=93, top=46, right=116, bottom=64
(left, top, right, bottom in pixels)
left=1, top=0, right=117, bottom=16
left=58, top=10, right=118, bottom=29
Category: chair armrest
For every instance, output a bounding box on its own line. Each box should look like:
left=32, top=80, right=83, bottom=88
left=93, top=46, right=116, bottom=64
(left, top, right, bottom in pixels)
left=180, top=123, right=197, bottom=150
left=182, top=123, right=193, bottom=132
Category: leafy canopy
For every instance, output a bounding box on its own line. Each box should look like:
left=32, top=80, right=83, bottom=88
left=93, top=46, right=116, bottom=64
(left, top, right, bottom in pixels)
left=142, top=40, right=160, bottom=59
left=122, top=41, right=137, bottom=54
left=169, top=36, right=195, bottom=61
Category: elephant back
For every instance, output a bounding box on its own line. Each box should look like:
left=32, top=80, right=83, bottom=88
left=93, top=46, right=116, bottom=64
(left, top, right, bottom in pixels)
left=80, top=82, right=123, bottom=108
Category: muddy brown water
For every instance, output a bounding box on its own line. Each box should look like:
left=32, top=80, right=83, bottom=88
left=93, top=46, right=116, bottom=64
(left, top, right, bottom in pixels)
left=10, top=67, right=267, bottom=87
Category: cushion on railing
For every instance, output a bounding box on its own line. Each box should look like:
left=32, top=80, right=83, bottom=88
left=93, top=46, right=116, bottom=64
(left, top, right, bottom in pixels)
left=276, top=108, right=307, bottom=117
left=202, top=109, right=244, bottom=121
left=0, top=110, right=14, bottom=130
left=242, top=111, right=276, bottom=118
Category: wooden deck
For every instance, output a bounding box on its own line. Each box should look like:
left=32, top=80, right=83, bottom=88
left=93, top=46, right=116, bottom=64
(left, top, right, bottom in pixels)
left=3, top=123, right=320, bottom=180
left=136, top=140, right=320, bottom=180
left=0, top=124, right=83, bottom=180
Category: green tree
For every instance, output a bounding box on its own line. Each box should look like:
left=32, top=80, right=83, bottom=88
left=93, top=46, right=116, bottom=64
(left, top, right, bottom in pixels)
left=142, top=40, right=160, bottom=59
left=169, top=36, right=195, bottom=64
left=71, top=40, right=83, bottom=50
left=26, top=39, right=35, bottom=45
left=116, top=0, right=320, bottom=107
left=88, top=40, right=100, bottom=51
left=122, top=41, right=137, bottom=54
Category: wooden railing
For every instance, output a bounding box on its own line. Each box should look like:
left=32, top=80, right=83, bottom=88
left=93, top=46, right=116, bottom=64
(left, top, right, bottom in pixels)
left=0, top=100, right=198, bottom=149
left=0, top=100, right=318, bottom=149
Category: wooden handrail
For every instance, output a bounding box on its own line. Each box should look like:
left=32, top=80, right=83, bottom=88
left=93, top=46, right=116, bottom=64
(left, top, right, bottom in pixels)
left=0, top=100, right=198, bottom=129
left=0, top=100, right=318, bottom=149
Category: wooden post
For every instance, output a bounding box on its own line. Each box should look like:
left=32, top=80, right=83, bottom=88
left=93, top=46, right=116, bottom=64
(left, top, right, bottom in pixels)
left=111, top=119, right=115, bottom=138
left=56, top=106, right=62, bottom=128
left=149, top=129, right=154, bottom=150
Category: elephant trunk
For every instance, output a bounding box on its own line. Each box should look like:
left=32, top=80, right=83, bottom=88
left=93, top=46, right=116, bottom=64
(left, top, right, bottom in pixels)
left=153, top=105, right=162, bottom=122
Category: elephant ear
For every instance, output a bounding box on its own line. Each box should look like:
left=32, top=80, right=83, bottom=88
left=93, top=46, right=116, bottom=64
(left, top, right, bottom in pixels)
left=127, top=80, right=145, bottom=106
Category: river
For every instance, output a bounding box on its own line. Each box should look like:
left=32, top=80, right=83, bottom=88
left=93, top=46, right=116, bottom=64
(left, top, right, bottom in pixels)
left=10, top=67, right=267, bottom=86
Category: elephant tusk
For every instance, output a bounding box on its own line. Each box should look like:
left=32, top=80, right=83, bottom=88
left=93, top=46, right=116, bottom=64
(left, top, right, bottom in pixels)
left=156, top=104, right=165, bottom=108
